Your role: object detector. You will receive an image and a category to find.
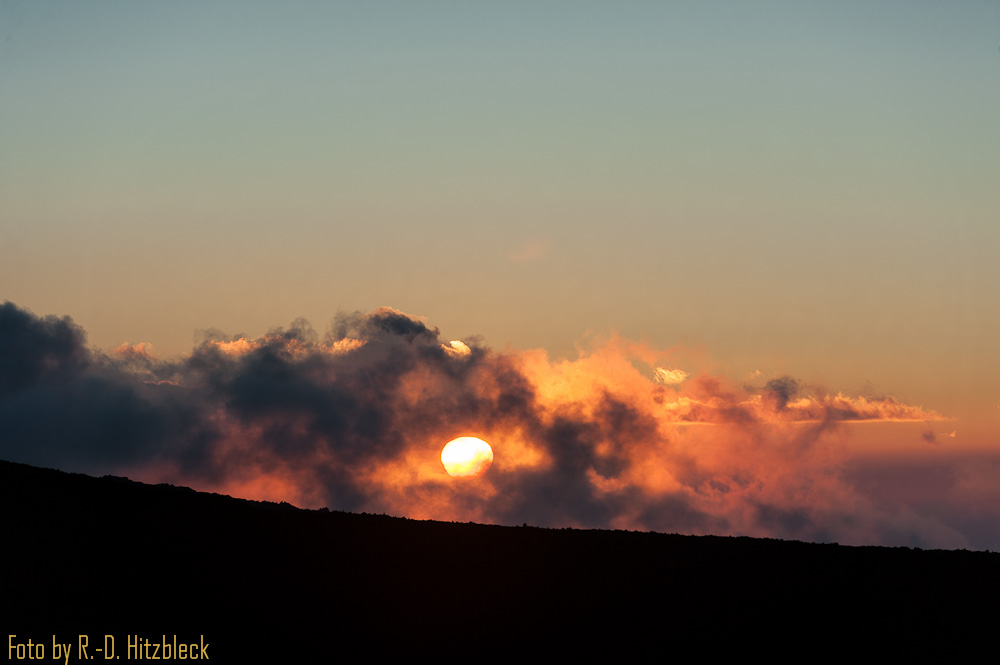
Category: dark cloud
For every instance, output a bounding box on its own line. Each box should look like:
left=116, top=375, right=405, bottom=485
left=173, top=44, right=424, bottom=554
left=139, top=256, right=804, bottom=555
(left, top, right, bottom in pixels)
left=0, top=301, right=89, bottom=397
left=0, top=301, right=979, bottom=549
left=764, top=376, right=799, bottom=410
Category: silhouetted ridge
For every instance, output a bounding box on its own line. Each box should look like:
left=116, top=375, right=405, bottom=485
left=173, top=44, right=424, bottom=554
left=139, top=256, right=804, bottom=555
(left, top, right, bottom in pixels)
left=4, top=460, right=997, bottom=658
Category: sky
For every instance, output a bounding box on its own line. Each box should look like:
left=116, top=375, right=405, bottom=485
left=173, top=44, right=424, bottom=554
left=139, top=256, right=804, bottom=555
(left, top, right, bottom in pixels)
left=2, top=2, right=999, bottom=549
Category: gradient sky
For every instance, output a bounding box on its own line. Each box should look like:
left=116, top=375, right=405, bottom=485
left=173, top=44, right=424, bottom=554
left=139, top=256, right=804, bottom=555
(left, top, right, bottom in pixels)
left=2, top=2, right=999, bottom=547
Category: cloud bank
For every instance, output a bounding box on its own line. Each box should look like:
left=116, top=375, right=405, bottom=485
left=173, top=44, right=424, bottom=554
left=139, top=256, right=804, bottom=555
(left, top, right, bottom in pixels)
left=3, top=301, right=982, bottom=549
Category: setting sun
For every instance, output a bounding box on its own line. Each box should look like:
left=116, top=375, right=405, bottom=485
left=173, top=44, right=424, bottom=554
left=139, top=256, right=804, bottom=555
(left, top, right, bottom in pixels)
left=441, top=437, right=494, bottom=478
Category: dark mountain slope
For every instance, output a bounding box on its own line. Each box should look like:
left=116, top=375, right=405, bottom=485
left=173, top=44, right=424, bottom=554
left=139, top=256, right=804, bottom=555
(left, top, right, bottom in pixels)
left=4, top=460, right=997, bottom=659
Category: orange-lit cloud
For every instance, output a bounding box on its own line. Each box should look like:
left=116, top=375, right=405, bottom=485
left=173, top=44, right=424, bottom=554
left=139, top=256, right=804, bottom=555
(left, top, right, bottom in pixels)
left=0, top=300, right=990, bottom=550
left=113, top=342, right=156, bottom=360
left=210, top=338, right=258, bottom=356
left=443, top=340, right=472, bottom=357
left=653, top=367, right=688, bottom=385
left=659, top=388, right=945, bottom=424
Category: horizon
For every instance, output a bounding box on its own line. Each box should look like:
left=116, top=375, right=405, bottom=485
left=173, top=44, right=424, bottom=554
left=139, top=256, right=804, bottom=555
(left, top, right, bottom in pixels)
left=2, top=2, right=999, bottom=550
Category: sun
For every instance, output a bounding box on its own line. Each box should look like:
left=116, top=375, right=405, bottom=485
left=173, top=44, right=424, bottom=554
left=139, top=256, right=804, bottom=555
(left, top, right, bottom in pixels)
left=441, top=437, right=494, bottom=478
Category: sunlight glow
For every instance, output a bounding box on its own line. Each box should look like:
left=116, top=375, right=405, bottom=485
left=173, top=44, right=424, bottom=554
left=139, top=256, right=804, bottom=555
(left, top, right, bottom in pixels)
left=441, top=437, right=494, bottom=478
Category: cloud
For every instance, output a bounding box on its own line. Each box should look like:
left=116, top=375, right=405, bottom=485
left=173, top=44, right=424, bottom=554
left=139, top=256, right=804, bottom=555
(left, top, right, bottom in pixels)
left=653, top=367, right=688, bottom=385
left=764, top=376, right=799, bottom=410
left=0, top=301, right=973, bottom=548
left=444, top=340, right=472, bottom=358
left=113, top=342, right=156, bottom=360
left=0, top=301, right=89, bottom=398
